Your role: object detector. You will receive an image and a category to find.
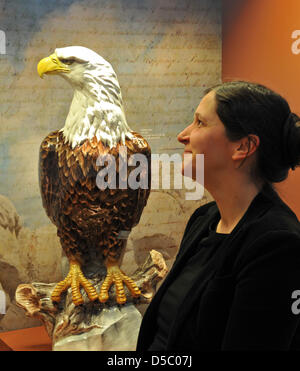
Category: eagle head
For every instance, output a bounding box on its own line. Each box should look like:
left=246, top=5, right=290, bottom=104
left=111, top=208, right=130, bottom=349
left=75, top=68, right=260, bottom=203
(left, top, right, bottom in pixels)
left=37, top=46, right=133, bottom=149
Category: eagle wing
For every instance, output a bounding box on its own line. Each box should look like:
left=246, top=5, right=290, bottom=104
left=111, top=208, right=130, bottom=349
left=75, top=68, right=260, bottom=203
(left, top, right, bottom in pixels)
left=39, top=130, right=61, bottom=226
left=38, top=129, right=150, bottom=261
left=128, top=132, right=151, bottom=228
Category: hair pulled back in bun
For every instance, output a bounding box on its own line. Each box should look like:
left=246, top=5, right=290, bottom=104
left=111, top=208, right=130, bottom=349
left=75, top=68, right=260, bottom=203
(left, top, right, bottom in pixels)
left=282, top=112, right=300, bottom=171
left=205, top=81, right=300, bottom=184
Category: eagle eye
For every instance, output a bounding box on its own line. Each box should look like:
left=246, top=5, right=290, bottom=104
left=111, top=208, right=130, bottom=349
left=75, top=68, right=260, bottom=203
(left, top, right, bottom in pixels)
left=60, top=58, right=75, bottom=65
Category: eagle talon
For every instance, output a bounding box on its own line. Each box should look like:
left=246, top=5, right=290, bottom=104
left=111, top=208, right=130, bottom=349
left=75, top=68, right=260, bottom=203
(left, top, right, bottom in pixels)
left=51, top=260, right=98, bottom=306
left=99, top=263, right=141, bottom=304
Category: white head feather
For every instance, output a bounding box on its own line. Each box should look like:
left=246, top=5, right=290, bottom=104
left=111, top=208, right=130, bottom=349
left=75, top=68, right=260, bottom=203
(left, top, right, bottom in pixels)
left=54, top=46, right=133, bottom=148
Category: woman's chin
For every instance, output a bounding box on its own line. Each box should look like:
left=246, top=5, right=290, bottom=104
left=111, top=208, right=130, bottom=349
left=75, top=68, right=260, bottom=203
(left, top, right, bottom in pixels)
left=181, top=166, right=194, bottom=179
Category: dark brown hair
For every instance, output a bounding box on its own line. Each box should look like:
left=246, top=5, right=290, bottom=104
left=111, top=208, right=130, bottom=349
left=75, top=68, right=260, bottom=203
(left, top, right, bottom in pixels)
left=205, top=81, right=300, bottom=184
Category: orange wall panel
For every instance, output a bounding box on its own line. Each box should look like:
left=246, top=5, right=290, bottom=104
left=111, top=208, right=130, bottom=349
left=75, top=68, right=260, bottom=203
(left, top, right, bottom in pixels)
left=222, top=0, right=300, bottom=217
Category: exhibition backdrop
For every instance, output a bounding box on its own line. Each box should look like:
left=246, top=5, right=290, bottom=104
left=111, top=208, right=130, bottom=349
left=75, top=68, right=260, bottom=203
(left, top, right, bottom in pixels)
left=223, top=0, right=300, bottom=218
left=0, top=0, right=220, bottom=331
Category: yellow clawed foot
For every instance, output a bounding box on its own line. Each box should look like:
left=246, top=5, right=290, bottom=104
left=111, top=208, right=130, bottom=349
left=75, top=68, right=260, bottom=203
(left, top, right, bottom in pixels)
left=99, top=263, right=141, bottom=305
left=51, top=260, right=98, bottom=306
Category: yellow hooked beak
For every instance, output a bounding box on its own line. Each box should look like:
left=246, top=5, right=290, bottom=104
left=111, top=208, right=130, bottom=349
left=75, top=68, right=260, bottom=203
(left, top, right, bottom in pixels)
left=37, top=53, right=71, bottom=78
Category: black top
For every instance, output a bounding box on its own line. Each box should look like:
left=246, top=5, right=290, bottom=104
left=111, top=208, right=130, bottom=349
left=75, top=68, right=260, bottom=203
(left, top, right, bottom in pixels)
left=137, top=184, right=300, bottom=351
left=148, top=218, right=227, bottom=350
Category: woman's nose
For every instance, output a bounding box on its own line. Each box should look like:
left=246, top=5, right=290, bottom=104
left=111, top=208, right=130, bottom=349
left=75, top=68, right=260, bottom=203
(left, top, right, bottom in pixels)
left=177, top=125, right=190, bottom=144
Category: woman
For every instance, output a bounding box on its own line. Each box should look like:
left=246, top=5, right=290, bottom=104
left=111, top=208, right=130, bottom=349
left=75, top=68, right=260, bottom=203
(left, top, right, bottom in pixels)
left=136, top=81, right=300, bottom=351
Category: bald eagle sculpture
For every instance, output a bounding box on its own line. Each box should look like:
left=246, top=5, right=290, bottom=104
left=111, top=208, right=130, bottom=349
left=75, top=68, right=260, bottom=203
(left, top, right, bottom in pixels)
left=37, top=46, right=151, bottom=306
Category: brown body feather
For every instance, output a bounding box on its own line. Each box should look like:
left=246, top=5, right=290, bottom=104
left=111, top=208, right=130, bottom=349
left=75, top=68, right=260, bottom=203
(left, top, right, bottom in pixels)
left=39, top=130, right=151, bottom=268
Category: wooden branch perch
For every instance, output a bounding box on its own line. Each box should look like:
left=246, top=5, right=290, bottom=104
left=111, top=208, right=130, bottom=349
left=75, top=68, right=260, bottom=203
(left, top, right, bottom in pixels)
left=15, top=250, right=168, bottom=350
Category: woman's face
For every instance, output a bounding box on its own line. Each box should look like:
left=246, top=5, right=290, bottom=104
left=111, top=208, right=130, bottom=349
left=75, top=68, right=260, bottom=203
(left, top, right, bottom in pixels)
left=177, top=91, right=234, bottom=184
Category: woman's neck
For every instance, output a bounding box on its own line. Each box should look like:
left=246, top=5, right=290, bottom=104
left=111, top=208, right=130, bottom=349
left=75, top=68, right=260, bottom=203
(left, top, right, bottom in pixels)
left=209, top=178, right=262, bottom=234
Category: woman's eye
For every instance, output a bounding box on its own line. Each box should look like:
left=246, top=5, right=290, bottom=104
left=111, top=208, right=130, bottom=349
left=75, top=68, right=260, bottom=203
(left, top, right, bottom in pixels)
left=196, top=119, right=203, bottom=127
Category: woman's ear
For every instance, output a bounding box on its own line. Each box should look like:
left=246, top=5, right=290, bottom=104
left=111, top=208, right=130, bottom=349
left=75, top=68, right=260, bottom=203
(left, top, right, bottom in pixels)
left=232, top=134, right=260, bottom=162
